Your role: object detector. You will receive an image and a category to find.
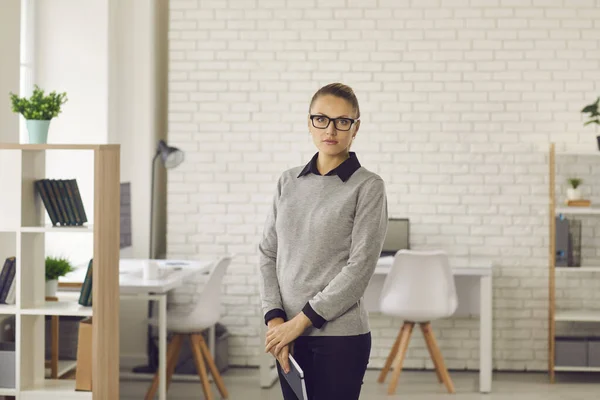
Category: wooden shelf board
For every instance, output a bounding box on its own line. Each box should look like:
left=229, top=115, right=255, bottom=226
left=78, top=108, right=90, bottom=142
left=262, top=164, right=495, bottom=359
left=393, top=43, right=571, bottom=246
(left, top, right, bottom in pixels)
left=21, top=301, right=92, bottom=317
left=555, top=310, right=600, bottom=322
left=0, top=143, right=118, bottom=151
left=0, top=304, right=17, bottom=314
left=555, top=366, right=600, bottom=372
left=0, top=387, right=16, bottom=396
left=555, top=207, right=600, bottom=215
left=556, top=266, right=600, bottom=272
left=20, top=225, right=93, bottom=233
left=20, top=379, right=91, bottom=400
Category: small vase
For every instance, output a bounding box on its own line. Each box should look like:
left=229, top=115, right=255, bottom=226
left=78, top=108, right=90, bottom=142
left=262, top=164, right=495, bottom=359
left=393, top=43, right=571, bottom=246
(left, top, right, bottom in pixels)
left=567, top=188, right=582, bottom=201
left=26, top=119, right=51, bottom=144
left=45, top=279, right=58, bottom=297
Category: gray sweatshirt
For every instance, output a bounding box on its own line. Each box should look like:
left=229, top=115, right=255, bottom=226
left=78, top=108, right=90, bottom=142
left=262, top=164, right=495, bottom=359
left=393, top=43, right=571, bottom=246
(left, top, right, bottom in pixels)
left=258, top=153, right=388, bottom=337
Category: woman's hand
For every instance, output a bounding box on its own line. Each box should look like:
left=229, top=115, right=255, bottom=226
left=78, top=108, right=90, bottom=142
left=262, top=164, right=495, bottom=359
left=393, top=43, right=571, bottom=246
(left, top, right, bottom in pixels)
left=265, top=312, right=312, bottom=356
left=276, top=345, right=291, bottom=374
left=266, top=318, right=291, bottom=373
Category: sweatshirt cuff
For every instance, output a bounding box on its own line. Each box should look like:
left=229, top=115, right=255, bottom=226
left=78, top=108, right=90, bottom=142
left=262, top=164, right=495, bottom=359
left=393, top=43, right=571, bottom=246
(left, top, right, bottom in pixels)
left=264, top=308, right=287, bottom=326
left=302, top=302, right=326, bottom=329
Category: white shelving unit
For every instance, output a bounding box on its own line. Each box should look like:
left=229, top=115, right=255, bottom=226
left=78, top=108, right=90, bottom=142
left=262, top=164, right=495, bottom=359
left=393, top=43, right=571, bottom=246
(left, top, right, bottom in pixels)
left=0, top=144, right=120, bottom=399
left=548, top=143, right=600, bottom=379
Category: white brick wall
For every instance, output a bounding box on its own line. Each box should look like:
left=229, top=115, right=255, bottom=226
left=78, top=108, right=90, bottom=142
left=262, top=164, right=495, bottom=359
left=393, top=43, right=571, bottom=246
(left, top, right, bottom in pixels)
left=167, top=0, right=600, bottom=370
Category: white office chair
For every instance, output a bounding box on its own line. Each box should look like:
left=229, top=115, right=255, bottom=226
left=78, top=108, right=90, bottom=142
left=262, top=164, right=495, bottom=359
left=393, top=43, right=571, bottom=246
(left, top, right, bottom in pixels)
left=377, top=249, right=458, bottom=395
left=145, top=255, right=233, bottom=400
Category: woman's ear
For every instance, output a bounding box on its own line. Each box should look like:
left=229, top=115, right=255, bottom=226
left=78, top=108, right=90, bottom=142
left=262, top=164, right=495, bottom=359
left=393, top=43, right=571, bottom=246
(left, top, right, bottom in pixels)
left=353, top=120, right=360, bottom=135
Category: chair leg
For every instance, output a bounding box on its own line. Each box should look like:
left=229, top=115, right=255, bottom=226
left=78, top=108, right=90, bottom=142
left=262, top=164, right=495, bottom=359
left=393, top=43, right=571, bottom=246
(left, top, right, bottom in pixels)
left=166, top=334, right=184, bottom=390
left=378, top=326, right=404, bottom=383
left=196, top=333, right=229, bottom=398
left=190, top=334, right=214, bottom=400
left=420, top=323, right=443, bottom=383
left=420, top=322, right=455, bottom=394
left=387, top=322, right=414, bottom=395
left=144, top=334, right=184, bottom=400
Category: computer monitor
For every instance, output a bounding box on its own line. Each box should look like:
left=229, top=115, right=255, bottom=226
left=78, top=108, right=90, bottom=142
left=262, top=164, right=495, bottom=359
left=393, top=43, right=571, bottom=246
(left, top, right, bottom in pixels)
left=381, top=218, right=409, bottom=257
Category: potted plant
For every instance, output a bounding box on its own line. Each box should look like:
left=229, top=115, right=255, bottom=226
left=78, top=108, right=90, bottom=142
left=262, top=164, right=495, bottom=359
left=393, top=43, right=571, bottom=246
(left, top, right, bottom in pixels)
left=581, top=96, right=600, bottom=150
left=9, top=85, right=68, bottom=144
left=45, top=256, right=74, bottom=297
left=567, top=178, right=583, bottom=201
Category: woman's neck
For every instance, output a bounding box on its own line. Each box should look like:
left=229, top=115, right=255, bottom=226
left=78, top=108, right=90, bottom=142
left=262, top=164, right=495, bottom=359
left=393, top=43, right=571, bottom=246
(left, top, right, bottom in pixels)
left=316, top=151, right=350, bottom=175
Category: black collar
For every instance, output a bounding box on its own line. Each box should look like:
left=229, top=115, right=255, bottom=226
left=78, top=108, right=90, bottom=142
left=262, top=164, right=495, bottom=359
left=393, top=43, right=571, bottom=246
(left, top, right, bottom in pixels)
left=297, top=152, right=361, bottom=182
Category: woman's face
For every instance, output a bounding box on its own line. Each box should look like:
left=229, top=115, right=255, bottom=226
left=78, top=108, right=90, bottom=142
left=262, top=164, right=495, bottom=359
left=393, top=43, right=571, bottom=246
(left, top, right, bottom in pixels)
left=308, top=94, right=360, bottom=158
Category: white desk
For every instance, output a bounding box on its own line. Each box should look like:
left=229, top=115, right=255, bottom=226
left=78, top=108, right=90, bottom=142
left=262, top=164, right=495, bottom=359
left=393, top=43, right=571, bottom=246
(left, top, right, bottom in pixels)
left=365, top=256, right=493, bottom=393
left=61, top=258, right=214, bottom=400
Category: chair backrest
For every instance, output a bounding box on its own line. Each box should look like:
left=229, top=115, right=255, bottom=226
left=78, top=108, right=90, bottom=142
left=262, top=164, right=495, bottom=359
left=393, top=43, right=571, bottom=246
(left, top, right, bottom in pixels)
left=379, top=250, right=458, bottom=321
left=187, top=254, right=234, bottom=328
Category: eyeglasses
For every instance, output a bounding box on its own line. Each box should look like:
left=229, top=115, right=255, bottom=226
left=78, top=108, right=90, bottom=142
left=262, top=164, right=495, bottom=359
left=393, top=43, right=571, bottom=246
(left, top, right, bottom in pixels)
left=309, top=114, right=359, bottom=131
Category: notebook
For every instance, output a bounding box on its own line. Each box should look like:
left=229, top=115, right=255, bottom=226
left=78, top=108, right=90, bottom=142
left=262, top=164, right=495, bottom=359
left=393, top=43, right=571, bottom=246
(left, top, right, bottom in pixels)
left=282, top=354, right=308, bottom=400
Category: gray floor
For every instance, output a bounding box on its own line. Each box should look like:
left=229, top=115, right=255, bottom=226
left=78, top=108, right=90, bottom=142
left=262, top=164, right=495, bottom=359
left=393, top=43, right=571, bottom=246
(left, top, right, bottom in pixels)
left=121, top=368, right=600, bottom=399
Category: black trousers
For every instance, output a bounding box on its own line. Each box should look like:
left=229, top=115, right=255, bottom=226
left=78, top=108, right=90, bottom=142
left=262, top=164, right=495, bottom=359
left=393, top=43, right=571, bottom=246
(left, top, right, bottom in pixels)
left=277, top=332, right=371, bottom=400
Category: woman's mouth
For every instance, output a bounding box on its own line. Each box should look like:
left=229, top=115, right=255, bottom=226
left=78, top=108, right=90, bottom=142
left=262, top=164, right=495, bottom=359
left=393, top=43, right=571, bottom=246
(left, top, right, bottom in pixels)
left=324, top=140, right=338, bottom=145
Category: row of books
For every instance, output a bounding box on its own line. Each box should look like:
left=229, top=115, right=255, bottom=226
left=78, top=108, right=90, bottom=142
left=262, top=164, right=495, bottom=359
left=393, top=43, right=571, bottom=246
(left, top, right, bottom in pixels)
left=0, top=257, right=16, bottom=304
left=35, top=178, right=88, bottom=226
left=78, top=259, right=93, bottom=307
left=0, top=256, right=93, bottom=307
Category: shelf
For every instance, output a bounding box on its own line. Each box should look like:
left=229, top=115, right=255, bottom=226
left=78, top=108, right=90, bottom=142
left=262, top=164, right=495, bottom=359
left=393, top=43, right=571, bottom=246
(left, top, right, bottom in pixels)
left=0, top=304, right=17, bottom=314
left=21, top=301, right=92, bottom=317
left=0, top=143, right=118, bottom=151
left=20, top=379, right=91, bottom=400
left=556, top=150, right=600, bottom=157
left=0, top=388, right=17, bottom=396
left=556, top=266, right=600, bottom=272
left=555, top=207, right=600, bottom=215
left=20, top=225, right=93, bottom=233
left=555, top=310, right=600, bottom=322
left=45, top=360, right=78, bottom=379
left=554, top=366, right=600, bottom=372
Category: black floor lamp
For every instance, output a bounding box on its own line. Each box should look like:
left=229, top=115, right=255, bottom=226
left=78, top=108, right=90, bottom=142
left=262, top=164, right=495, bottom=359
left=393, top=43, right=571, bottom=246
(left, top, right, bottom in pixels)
left=133, top=139, right=184, bottom=373
left=149, top=140, right=184, bottom=259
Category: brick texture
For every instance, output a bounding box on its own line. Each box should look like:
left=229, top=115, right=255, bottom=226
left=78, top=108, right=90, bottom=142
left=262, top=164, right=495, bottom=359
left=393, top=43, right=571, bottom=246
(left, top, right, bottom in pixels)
left=167, top=0, right=600, bottom=370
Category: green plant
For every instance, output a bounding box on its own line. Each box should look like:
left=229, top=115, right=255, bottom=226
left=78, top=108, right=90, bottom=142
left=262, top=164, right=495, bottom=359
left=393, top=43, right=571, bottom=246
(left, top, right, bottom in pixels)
left=581, top=97, right=600, bottom=127
left=9, top=85, right=68, bottom=120
left=568, top=178, right=582, bottom=189
left=45, top=256, right=74, bottom=281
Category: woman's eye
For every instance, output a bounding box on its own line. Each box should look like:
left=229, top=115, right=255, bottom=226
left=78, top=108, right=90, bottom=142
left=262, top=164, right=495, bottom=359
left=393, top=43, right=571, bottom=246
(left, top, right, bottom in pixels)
left=339, top=119, right=350, bottom=126
left=316, top=117, right=326, bottom=123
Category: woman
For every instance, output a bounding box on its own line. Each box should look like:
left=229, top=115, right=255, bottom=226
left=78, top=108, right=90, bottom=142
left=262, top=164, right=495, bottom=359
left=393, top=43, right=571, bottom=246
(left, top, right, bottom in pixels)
left=258, top=83, right=388, bottom=400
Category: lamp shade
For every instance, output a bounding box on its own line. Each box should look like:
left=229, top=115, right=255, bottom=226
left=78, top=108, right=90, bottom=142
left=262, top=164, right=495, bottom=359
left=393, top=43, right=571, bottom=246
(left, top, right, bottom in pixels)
left=156, top=140, right=184, bottom=168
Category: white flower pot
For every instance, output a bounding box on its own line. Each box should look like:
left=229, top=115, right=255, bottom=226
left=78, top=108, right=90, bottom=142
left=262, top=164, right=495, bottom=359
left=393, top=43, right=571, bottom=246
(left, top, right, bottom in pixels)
left=567, top=188, right=582, bottom=201
left=45, top=279, right=58, bottom=297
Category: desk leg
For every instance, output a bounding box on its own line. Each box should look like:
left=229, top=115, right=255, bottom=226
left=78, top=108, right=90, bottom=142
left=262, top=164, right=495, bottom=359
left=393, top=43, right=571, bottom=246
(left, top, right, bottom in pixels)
left=209, top=324, right=216, bottom=361
left=480, top=275, right=492, bottom=393
left=158, top=294, right=167, bottom=400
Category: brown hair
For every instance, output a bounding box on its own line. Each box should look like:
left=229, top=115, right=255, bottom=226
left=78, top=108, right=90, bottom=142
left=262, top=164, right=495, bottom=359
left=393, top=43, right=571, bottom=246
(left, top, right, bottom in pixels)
left=309, top=83, right=360, bottom=119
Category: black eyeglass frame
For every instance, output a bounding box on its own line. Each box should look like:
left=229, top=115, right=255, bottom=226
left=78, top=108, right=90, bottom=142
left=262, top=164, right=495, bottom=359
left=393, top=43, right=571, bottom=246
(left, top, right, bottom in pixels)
left=309, top=114, right=360, bottom=131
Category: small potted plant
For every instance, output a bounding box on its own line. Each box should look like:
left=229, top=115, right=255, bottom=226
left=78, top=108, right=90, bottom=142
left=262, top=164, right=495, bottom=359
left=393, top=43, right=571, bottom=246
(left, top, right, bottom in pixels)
left=567, top=178, right=583, bottom=201
left=9, top=85, right=68, bottom=144
left=45, top=256, right=74, bottom=297
left=581, top=96, right=600, bottom=150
